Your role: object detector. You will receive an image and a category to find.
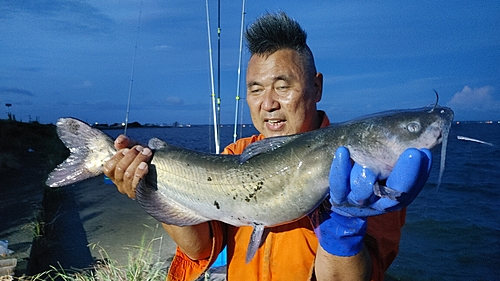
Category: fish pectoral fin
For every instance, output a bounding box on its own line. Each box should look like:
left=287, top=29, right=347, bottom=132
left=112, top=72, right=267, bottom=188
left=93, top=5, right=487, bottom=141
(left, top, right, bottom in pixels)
left=373, top=184, right=403, bottom=200
left=148, top=137, right=169, bottom=150
left=239, top=134, right=301, bottom=163
left=245, top=224, right=265, bottom=263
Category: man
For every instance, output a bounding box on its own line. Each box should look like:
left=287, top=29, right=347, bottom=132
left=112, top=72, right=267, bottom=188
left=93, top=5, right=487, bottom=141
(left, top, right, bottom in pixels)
left=104, top=12, right=431, bottom=281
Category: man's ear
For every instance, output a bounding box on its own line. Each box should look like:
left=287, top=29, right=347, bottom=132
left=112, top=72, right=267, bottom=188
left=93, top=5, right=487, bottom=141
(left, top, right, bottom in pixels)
left=314, top=72, right=323, bottom=102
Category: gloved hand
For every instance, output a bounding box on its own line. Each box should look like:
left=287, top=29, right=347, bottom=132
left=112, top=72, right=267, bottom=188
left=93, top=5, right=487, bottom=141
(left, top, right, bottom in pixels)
left=314, top=146, right=432, bottom=257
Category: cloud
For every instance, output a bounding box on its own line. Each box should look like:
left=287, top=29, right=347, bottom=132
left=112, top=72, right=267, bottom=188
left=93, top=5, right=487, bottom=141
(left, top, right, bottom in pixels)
left=17, top=66, right=43, bottom=73
left=447, top=86, right=500, bottom=111
left=323, top=72, right=390, bottom=84
left=0, top=87, right=35, bottom=96
left=166, top=96, right=184, bottom=105
left=3, top=0, right=114, bottom=35
left=153, top=44, right=173, bottom=51
left=80, top=80, right=94, bottom=88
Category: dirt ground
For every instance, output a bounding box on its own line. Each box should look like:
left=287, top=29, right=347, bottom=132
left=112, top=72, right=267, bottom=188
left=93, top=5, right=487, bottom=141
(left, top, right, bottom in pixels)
left=0, top=151, right=46, bottom=276
left=0, top=121, right=176, bottom=277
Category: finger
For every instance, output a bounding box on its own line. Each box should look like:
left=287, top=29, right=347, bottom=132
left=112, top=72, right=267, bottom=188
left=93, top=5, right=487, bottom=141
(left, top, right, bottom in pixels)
left=421, top=148, right=432, bottom=174
left=114, top=146, right=142, bottom=192
left=382, top=148, right=429, bottom=209
left=370, top=149, right=429, bottom=212
left=386, top=148, right=422, bottom=194
left=409, top=148, right=432, bottom=199
left=369, top=196, right=398, bottom=212
left=348, top=164, right=377, bottom=206
left=329, top=146, right=352, bottom=205
left=123, top=147, right=152, bottom=198
left=103, top=148, right=127, bottom=178
left=114, top=135, right=130, bottom=149
left=114, top=134, right=140, bottom=150
left=131, top=162, right=149, bottom=198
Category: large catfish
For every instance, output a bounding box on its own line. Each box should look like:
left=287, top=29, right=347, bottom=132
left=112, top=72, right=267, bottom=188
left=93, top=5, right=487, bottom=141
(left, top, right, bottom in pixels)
left=46, top=106, right=454, bottom=262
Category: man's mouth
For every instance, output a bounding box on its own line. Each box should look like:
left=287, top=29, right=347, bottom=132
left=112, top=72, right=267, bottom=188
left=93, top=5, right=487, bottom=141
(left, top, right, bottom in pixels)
left=265, top=119, right=286, bottom=130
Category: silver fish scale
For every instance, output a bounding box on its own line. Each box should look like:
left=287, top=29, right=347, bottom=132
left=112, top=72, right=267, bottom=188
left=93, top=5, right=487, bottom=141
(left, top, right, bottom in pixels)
left=146, top=140, right=332, bottom=227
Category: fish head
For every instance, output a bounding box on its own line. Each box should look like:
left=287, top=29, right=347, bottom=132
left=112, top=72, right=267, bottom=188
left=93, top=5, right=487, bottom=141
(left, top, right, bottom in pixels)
left=381, top=106, right=454, bottom=150
left=346, top=106, right=454, bottom=178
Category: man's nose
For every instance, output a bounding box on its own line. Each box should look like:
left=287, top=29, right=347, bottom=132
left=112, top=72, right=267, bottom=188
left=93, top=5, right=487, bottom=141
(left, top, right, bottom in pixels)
left=261, top=90, right=280, bottom=111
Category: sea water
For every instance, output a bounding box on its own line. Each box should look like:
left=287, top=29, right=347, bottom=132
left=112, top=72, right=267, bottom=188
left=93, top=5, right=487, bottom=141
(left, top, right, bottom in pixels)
left=105, top=123, right=500, bottom=280
left=104, top=124, right=259, bottom=154
left=388, top=123, right=500, bottom=281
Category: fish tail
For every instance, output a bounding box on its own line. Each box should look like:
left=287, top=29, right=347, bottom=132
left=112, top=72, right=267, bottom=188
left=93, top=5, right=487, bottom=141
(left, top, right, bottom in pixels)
left=45, top=118, right=116, bottom=187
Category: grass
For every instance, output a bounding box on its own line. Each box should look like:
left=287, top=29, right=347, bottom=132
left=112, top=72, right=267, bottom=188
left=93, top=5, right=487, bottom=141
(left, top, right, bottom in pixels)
left=10, top=237, right=168, bottom=281
left=21, top=204, right=45, bottom=240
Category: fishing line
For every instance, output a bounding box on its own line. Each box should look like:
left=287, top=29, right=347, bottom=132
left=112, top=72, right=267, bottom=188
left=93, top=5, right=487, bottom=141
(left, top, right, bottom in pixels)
left=232, top=0, right=246, bottom=143
left=124, top=0, right=143, bottom=136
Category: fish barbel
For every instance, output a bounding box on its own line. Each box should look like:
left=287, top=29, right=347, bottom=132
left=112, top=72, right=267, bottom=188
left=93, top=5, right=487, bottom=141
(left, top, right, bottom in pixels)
left=46, top=106, right=453, bottom=262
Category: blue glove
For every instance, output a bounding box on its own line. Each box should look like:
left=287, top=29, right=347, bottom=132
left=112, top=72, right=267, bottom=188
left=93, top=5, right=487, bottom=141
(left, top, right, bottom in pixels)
left=314, top=146, right=432, bottom=257
left=330, top=146, right=432, bottom=217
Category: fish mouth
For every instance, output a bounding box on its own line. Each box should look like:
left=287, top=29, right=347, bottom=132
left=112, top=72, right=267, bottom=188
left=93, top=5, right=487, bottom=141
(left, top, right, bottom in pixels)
left=430, top=117, right=451, bottom=148
left=435, top=128, right=444, bottom=145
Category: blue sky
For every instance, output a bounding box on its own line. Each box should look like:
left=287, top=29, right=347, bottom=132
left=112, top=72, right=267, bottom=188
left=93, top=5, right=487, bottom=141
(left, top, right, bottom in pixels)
left=1, top=0, right=499, bottom=125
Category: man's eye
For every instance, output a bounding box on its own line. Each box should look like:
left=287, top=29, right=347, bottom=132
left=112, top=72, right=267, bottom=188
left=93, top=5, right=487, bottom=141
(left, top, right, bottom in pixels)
left=248, top=88, right=263, bottom=95
left=275, top=85, right=290, bottom=92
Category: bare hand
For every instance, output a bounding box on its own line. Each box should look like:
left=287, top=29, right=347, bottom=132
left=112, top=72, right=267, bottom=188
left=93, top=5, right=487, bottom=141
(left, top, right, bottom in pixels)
left=103, top=134, right=152, bottom=199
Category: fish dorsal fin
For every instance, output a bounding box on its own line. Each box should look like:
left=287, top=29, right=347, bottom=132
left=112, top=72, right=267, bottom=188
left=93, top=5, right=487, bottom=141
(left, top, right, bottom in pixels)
left=148, top=137, right=169, bottom=150
left=239, top=134, right=300, bottom=163
left=246, top=224, right=265, bottom=263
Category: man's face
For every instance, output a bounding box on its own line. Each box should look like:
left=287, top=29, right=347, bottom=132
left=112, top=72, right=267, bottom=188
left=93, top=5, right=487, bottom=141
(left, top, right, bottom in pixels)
left=246, top=49, right=323, bottom=138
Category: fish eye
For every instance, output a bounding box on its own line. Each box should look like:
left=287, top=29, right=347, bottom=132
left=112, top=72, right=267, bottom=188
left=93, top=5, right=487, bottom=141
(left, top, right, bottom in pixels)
left=406, top=122, right=421, bottom=133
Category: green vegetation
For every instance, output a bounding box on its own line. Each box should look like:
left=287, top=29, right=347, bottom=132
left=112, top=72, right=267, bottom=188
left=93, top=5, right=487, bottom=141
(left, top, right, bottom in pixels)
left=11, top=238, right=167, bottom=280
left=21, top=205, right=45, bottom=240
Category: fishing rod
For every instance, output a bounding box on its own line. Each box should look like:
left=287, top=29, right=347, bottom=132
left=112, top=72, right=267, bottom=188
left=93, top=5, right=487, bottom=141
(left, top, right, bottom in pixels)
left=232, top=0, right=246, bottom=143
left=217, top=0, right=221, bottom=143
left=205, top=0, right=220, bottom=154
left=124, top=0, right=143, bottom=136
